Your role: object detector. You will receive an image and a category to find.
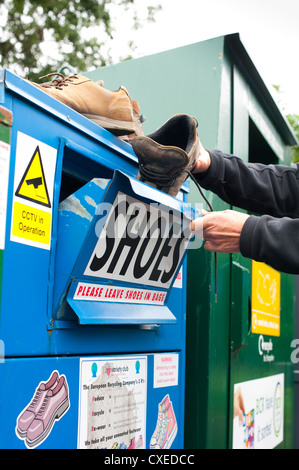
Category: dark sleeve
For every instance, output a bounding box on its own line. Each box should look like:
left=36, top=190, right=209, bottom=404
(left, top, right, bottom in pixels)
left=195, top=150, right=299, bottom=274
left=240, top=215, right=299, bottom=274
left=195, top=150, right=299, bottom=218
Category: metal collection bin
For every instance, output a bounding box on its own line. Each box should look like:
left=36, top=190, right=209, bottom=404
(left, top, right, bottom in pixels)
left=0, top=70, right=195, bottom=449
left=87, top=33, right=298, bottom=449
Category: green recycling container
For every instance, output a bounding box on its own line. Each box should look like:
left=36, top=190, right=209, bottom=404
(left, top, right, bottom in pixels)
left=86, top=33, right=297, bottom=449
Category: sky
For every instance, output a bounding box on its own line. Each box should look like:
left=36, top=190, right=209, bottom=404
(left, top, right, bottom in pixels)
left=107, top=0, right=299, bottom=115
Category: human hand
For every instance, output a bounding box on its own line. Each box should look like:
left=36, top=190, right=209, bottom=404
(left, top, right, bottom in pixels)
left=234, top=387, right=245, bottom=424
left=190, top=209, right=250, bottom=253
left=192, top=142, right=211, bottom=173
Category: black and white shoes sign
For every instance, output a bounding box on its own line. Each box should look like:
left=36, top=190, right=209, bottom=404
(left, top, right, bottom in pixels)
left=84, top=192, right=192, bottom=290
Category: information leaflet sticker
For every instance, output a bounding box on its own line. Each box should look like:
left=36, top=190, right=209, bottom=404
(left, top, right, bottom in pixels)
left=10, top=132, right=57, bottom=249
left=84, top=192, right=191, bottom=289
left=153, top=353, right=179, bottom=388
left=232, top=373, right=284, bottom=449
left=78, top=356, right=147, bottom=449
left=251, top=261, right=281, bottom=337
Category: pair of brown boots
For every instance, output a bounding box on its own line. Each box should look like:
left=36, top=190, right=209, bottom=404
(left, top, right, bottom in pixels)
left=31, top=73, right=200, bottom=197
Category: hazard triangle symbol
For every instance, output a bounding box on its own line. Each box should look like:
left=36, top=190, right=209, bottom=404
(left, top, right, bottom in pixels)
left=15, top=146, right=51, bottom=208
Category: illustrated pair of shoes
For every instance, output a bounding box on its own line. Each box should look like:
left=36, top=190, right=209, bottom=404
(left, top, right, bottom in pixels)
left=127, top=437, right=135, bottom=449
left=150, top=394, right=177, bottom=449
left=30, top=73, right=145, bottom=139
left=118, top=441, right=127, bottom=449
left=126, top=435, right=143, bottom=449
left=16, top=370, right=70, bottom=448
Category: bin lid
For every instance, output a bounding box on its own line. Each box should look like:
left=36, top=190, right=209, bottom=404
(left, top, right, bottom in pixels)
left=71, top=170, right=198, bottom=290
left=67, top=286, right=176, bottom=325
left=59, top=170, right=199, bottom=325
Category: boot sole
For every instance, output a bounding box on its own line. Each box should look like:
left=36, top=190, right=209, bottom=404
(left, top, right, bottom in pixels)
left=82, top=113, right=138, bottom=136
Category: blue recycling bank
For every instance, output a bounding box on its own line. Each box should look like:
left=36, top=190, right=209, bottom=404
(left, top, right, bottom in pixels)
left=0, top=70, right=197, bottom=449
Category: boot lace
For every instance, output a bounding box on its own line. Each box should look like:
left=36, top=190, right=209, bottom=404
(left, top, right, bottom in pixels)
left=139, top=165, right=213, bottom=211
left=37, top=395, right=50, bottom=417
left=28, top=389, right=42, bottom=410
left=38, top=73, right=79, bottom=90
left=139, top=164, right=217, bottom=301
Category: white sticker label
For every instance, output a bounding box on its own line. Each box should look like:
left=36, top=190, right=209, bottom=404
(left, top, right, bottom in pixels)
left=78, top=356, right=147, bottom=449
left=154, top=353, right=179, bottom=388
left=233, top=373, right=284, bottom=449
left=173, top=267, right=183, bottom=288
left=10, top=132, right=57, bottom=250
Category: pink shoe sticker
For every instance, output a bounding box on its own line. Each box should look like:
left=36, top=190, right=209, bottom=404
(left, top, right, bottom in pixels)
left=15, top=370, right=70, bottom=449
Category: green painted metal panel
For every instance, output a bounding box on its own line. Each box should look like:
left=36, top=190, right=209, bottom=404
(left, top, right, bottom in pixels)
left=228, top=61, right=295, bottom=449
left=185, top=40, right=232, bottom=450
left=85, top=36, right=225, bottom=148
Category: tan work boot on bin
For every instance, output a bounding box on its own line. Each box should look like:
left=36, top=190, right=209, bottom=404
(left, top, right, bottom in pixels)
left=30, top=73, right=144, bottom=137
left=132, top=114, right=200, bottom=197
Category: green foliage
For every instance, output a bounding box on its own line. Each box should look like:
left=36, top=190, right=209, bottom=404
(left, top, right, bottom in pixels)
left=0, top=0, right=160, bottom=80
left=273, top=85, right=299, bottom=163
left=286, top=114, right=299, bottom=163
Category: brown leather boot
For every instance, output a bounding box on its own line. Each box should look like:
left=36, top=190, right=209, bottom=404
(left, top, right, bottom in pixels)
left=132, top=114, right=200, bottom=197
left=30, top=73, right=144, bottom=137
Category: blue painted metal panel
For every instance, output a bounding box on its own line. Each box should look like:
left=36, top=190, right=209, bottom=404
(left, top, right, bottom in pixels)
left=0, top=70, right=192, bottom=357
left=0, top=70, right=187, bottom=449
left=0, top=353, right=185, bottom=449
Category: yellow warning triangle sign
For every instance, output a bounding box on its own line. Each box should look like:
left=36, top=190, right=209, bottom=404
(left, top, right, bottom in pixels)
left=15, top=146, right=51, bottom=208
